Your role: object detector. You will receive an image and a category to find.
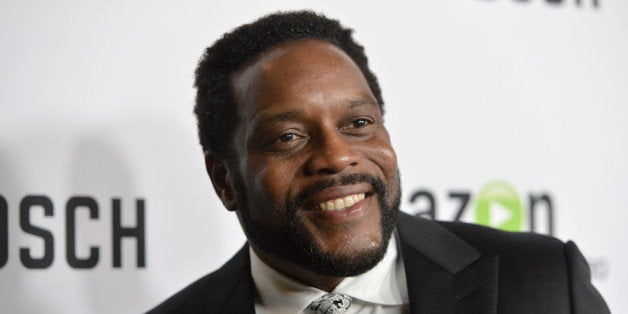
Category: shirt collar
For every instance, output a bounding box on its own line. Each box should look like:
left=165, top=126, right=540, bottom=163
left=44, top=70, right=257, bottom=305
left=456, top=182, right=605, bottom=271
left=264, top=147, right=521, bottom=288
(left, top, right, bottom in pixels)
left=333, top=233, right=407, bottom=305
left=250, top=233, right=407, bottom=312
left=250, top=248, right=323, bottom=312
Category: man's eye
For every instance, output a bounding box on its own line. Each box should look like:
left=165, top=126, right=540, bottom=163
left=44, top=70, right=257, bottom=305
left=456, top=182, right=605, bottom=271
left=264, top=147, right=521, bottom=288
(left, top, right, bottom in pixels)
left=351, top=119, right=370, bottom=128
left=264, top=131, right=307, bottom=152
left=278, top=133, right=297, bottom=142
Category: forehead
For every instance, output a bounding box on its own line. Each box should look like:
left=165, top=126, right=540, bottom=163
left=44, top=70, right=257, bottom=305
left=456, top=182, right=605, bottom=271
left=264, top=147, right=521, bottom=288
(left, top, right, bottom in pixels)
left=230, top=39, right=375, bottom=120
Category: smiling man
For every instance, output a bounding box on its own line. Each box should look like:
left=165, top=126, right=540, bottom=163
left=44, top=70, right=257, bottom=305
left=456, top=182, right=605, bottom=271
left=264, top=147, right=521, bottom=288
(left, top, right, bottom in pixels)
left=148, top=11, right=609, bottom=314
left=228, top=38, right=401, bottom=290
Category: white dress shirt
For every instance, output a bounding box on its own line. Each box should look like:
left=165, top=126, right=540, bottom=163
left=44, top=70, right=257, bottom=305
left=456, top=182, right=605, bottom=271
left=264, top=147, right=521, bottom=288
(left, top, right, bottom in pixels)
left=250, top=233, right=410, bottom=313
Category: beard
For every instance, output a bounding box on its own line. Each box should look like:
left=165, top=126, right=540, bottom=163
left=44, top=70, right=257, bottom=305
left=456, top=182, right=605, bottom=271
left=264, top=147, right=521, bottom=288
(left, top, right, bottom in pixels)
left=233, top=171, right=401, bottom=277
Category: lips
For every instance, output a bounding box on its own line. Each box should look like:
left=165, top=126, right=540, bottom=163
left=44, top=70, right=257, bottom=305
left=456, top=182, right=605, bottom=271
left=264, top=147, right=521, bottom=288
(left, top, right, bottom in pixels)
left=288, top=174, right=386, bottom=217
left=314, top=193, right=366, bottom=211
left=298, top=181, right=373, bottom=213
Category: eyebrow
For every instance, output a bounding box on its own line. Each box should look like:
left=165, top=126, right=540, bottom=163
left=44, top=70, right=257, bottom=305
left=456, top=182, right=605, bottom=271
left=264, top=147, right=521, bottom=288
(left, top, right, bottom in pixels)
left=253, top=97, right=379, bottom=127
left=347, top=97, right=379, bottom=109
left=253, top=111, right=300, bottom=130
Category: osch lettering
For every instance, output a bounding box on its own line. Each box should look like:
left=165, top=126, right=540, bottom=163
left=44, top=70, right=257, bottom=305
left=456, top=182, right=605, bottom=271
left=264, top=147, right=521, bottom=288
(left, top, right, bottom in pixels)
left=0, top=195, right=145, bottom=269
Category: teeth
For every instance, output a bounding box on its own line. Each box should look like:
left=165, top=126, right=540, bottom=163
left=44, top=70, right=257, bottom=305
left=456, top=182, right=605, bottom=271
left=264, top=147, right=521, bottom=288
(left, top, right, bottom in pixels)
left=334, top=198, right=344, bottom=209
left=316, top=193, right=365, bottom=211
left=326, top=201, right=335, bottom=211
left=345, top=196, right=354, bottom=207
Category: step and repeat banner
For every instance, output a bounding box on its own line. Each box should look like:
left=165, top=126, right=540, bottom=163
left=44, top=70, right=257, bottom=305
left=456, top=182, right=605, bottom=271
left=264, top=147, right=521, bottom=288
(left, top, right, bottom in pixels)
left=1, top=1, right=626, bottom=313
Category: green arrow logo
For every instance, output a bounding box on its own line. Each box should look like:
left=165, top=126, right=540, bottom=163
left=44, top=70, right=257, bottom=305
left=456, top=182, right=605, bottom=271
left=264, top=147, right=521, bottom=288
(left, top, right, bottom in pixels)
left=474, top=180, right=524, bottom=231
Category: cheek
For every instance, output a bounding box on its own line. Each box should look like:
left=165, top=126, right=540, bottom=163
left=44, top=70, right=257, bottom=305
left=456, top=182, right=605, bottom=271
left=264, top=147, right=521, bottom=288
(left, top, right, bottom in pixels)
left=376, top=142, right=397, bottom=170
left=246, top=157, right=301, bottom=210
left=360, top=136, right=398, bottom=177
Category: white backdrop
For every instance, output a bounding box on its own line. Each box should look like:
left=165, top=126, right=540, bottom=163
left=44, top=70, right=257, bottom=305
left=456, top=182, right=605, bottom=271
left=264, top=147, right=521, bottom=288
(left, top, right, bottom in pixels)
left=1, top=1, right=626, bottom=313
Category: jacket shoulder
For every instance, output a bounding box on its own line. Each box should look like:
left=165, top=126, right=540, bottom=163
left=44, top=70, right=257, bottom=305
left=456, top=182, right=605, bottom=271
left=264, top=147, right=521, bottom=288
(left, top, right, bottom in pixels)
left=146, top=245, right=253, bottom=314
left=434, top=219, right=610, bottom=313
left=435, top=220, right=571, bottom=295
left=435, top=219, right=566, bottom=255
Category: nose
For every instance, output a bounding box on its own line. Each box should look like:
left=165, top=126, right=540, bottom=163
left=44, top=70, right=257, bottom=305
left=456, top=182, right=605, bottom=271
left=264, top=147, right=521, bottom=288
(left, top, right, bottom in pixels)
left=304, top=129, right=360, bottom=175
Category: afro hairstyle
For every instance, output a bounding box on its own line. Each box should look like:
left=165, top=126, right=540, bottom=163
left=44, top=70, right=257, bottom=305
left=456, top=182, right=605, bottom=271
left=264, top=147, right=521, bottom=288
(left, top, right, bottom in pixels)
left=194, top=10, right=384, bottom=162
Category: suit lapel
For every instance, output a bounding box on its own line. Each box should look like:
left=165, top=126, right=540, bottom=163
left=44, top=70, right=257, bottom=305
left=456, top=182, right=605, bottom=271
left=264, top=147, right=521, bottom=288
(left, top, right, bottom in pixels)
left=220, top=270, right=256, bottom=313
left=397, top=213, right=499, bottom=314
left=185, top=245, right=255, bottom=314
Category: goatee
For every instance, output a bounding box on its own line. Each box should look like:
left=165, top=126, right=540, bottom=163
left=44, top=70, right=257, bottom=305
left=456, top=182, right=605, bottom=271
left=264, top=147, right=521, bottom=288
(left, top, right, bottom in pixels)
left=236, top=173, right=401, bottom=277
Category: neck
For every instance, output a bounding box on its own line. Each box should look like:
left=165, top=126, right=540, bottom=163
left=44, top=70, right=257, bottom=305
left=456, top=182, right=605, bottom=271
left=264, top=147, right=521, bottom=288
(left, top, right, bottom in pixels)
left=250, top=244, right=343, bottom=292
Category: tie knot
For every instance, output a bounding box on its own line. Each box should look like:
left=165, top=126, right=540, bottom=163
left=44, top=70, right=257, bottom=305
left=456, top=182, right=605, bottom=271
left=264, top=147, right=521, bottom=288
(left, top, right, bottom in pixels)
left=309, top=293, right=352, bottom=313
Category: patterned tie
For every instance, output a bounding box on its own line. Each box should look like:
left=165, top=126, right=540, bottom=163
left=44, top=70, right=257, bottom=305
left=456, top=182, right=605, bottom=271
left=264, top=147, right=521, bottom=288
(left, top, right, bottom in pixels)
left=308, top=293, right=352, bottom=313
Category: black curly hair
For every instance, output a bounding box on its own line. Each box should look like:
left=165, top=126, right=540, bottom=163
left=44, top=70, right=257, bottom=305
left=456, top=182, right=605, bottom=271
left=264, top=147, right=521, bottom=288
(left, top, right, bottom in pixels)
left=194, top=10, right=384, bottom=162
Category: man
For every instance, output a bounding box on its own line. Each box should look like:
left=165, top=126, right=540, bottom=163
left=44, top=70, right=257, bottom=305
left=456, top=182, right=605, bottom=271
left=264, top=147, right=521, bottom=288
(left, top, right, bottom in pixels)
left=148, top=11, right=609, bottom=313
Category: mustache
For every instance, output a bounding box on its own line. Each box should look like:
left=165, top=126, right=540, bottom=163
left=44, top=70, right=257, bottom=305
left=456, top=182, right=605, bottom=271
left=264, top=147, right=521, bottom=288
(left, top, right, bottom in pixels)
left=287, top=173, right=387, bottom=212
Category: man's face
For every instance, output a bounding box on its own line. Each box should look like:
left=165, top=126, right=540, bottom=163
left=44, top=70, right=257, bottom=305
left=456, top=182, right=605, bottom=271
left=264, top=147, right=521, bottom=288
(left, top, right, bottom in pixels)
left=228, top=39, right=400, bottom=276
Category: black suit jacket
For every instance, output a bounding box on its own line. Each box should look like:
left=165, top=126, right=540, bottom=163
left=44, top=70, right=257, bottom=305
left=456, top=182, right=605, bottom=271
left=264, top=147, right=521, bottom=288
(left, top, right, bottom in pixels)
left=148, top=213, right=610, bottom=313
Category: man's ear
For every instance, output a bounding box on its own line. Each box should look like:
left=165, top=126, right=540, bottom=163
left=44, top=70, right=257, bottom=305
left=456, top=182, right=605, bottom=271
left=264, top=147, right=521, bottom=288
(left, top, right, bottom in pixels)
left=205, top=152, right=238, bottom=211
